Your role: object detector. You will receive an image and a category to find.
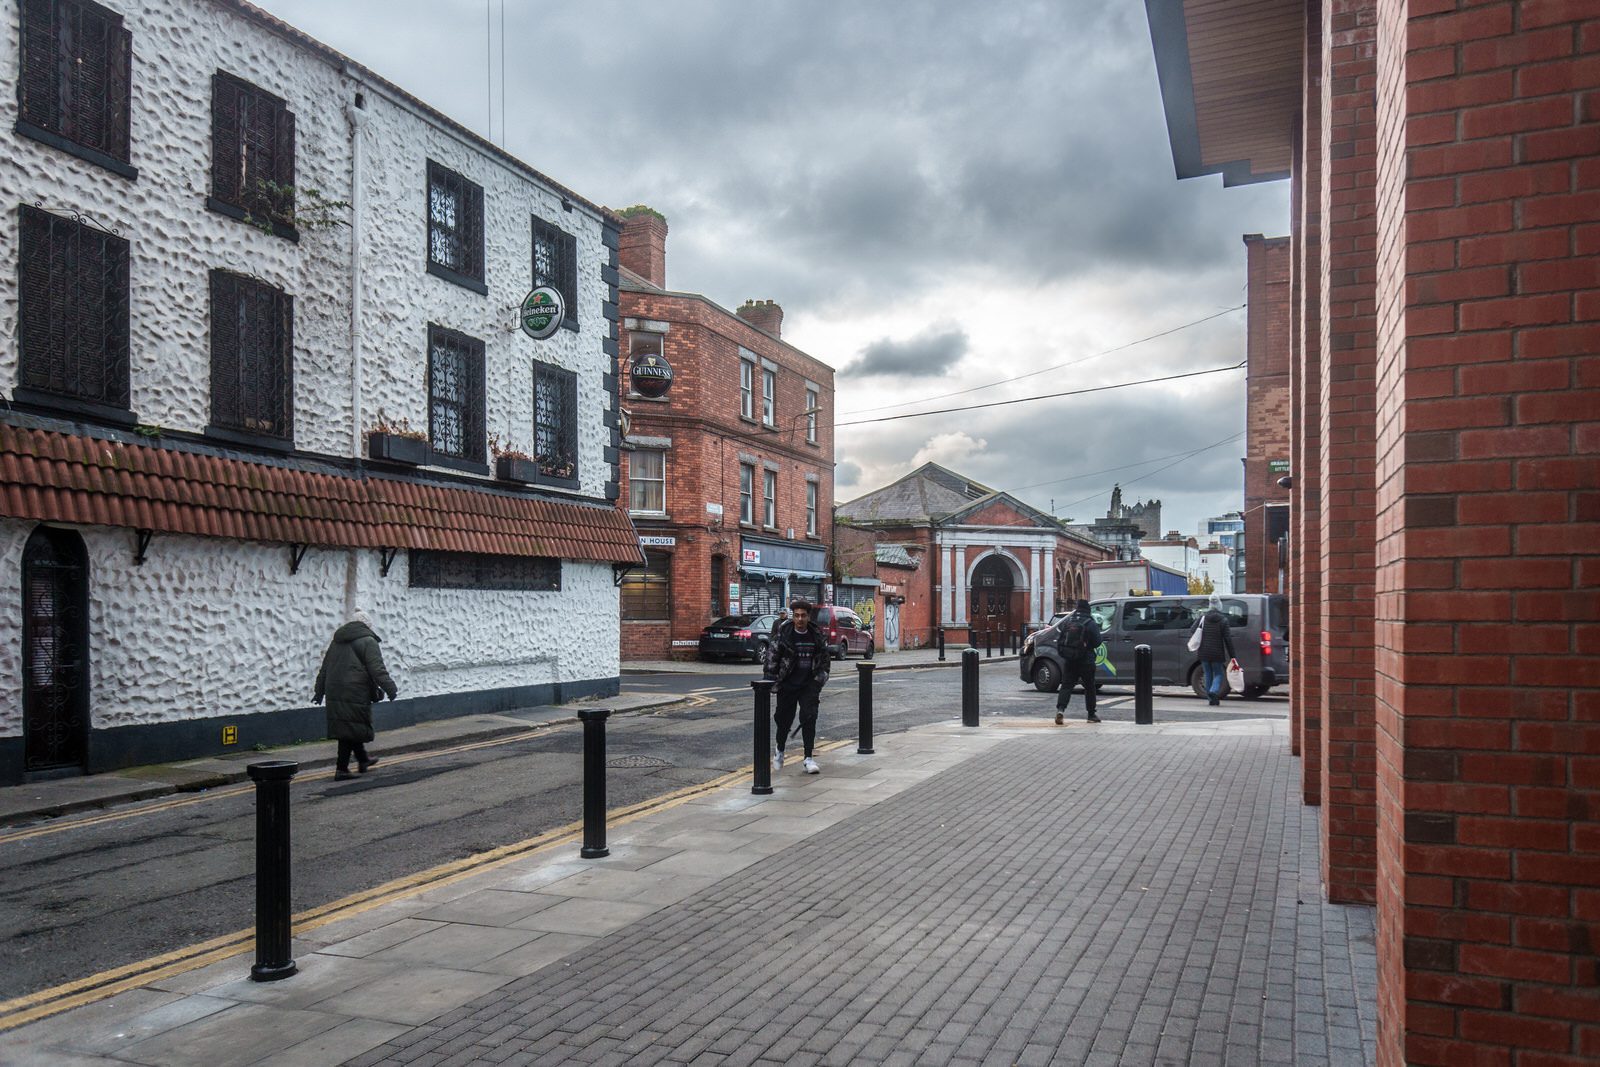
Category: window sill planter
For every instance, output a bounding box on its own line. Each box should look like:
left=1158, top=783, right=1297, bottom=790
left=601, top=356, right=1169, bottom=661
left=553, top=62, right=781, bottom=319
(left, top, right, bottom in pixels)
left=496, top=455, right=539, bottom=484
left=368, top=432, right=429, bottom=465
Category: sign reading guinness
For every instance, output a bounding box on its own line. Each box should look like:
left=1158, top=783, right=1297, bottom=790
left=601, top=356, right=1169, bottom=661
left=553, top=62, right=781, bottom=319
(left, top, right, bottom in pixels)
left=630, top=350, right=674, bottom=398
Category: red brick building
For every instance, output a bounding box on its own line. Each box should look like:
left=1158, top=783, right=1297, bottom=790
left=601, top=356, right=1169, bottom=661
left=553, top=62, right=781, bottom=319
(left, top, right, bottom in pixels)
left=1147, top=2, right=1599, bottom=1063
left=1243, top=233, right=1293, bottom=594
left=614, top=209, right=835, bottom=659
left=835, top=464, right=1110, bottom=649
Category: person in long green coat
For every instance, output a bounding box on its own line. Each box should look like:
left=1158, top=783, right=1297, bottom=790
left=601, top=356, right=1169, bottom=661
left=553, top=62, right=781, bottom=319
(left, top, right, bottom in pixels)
left=313, top=610, right=398, bottom=780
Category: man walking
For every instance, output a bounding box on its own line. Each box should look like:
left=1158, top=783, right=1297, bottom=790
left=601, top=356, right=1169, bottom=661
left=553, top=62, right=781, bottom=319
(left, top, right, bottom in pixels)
left=1193, top=593, right=1237, bottom=706
left=1054, top=599, right=1102, bottom=725
left=765, top=599, right=831, bottom=774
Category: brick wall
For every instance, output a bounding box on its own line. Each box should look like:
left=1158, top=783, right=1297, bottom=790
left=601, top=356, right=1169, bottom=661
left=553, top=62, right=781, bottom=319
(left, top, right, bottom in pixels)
left=1245, top=234, right=1294, bottom=600
left=1318, top=0, right=1381, bottom=907
left=1372, top=1, right=1600, bottom=1063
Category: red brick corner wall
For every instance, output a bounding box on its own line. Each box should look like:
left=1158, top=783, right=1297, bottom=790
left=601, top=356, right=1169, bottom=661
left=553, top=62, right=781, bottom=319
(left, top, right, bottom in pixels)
left=1244, top=234, right=1293, bottom=597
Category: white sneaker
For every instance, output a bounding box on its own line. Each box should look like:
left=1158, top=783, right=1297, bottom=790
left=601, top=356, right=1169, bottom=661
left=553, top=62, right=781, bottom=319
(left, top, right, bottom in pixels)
left=803, top=757, right=820, bottom=775
left=773, top=749, right=785, bottom=771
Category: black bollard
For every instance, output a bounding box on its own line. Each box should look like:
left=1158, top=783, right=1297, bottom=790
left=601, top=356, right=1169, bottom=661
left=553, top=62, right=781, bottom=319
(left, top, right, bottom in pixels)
left=986, top=629, right=993, bottom=658
left=1135, top=643, right=1154, bottom=725
left=751, top=678, right=775, bottom=795
left=247, top=760, right=298, bottom=982
left=578, top=709, right=610, bottom=858
left=962, top=648, right=980, bottom=727
left=856, top=661, right=876, bottom=754
left=937, top=627, right=946, bottom=661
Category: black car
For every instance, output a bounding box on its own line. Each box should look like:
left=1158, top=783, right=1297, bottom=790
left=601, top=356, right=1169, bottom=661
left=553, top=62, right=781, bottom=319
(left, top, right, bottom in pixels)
left=698, top=614, right=778, bottom=662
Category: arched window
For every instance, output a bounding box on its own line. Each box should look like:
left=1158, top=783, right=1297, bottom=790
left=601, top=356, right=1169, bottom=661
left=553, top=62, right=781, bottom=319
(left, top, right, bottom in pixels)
left=621, top=550, right=672, bottom=621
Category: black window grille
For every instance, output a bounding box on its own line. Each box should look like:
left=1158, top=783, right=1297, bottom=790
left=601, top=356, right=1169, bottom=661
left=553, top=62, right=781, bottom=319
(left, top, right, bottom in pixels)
left=426, top=161, right=485, bottom=291
left=409, top=551, right=561, bottom=591
left=17, top=0, right=133, bottom=173
left=533, top=362, right=579, bottom=486
left=210, top=71, right=295, bottom=232
left=209, top=270, right=293, bottom=442
left=621, top=550, right=671, bottom=621
left=17, top=205, right=130, bottom=413
left=427, top=325, right=486, bottom=461
left=531, top=215, right=578, bottom=331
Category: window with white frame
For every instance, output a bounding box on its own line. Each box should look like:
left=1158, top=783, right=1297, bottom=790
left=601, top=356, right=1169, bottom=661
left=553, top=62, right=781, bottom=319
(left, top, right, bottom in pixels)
left=805, top=386, right=819, bottom=444
left=806, top=481, right=818, bottom=536
left=762, top=469, right=776, bottom=526
left=739, top=360, right=754, bottom=420
left=739, top=464, right=755, bottom=524
left=629, top=449, right=666, bottom=514
left=761, top=368, right=776, bottom=427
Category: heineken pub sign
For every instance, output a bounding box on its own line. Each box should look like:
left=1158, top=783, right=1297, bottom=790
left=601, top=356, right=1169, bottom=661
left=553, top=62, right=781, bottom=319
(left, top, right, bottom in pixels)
left=519, top=286, right=566, bottom=340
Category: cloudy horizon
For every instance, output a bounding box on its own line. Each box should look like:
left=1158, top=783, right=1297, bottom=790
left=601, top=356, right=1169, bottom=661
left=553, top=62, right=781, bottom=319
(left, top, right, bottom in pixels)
left=257, top=0, right=1290, bottom=537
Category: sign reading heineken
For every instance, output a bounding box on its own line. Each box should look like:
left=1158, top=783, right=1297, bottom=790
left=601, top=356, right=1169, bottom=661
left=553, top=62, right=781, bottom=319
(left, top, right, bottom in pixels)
left=519, top=286, right=565, bottom=340
left=630, top=350, right=675, bottom=398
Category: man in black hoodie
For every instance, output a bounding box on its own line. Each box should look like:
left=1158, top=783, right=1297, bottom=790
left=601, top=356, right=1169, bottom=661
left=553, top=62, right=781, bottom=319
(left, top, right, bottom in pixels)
left=765, top=599, right=831, bottom=774
left=1054, top=599, right=1103, bottom=725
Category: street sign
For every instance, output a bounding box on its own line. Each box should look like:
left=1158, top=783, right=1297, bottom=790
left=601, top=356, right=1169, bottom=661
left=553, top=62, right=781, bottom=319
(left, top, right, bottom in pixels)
left=519, top=286, right=565, bottom=340
left=639, top=535, right=676, bottom=547
left=729, top=582, right=741, bottom=600
left=706, top=502, right=724, bottom=517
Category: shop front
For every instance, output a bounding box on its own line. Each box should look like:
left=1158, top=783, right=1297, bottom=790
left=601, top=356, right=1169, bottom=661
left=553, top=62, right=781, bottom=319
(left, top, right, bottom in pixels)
left=738, top=535, right=828, bottom=615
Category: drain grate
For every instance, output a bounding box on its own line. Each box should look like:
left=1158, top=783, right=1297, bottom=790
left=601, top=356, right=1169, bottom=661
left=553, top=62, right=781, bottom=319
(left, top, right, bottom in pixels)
left=607, top=754, right=673, bottom=769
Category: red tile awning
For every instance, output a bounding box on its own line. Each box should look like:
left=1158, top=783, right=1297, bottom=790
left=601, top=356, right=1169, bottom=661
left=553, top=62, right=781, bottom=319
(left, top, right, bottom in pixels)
left=0, top=424, right=643, bottom=565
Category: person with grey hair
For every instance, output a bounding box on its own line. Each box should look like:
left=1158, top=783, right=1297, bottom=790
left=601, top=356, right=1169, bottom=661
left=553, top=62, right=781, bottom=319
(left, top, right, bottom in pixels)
left=313, top=610, right=398, bottom=780
left=1191, top=593, right=1237, bottom=707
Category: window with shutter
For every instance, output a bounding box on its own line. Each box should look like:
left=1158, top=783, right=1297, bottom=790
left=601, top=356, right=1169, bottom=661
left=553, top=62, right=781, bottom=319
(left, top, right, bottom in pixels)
left=427, top=325, right=486, bottom=463
left=426, top=161, right=486, bottom=292
left=209, top=72, right=296, bottom=238
left=16, top=0, right=134, bottom=177
left=531, top=216, right=578, bottom=331
left=533, top=362, right=580, bottom=487
left=16, top=205, right=132, bottom=417
left=208, top=270, right=294, bottom=444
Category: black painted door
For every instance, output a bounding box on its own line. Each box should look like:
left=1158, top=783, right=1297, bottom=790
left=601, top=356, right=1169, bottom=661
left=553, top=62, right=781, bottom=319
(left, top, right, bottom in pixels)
left=22, top=527, right=90, bottom=774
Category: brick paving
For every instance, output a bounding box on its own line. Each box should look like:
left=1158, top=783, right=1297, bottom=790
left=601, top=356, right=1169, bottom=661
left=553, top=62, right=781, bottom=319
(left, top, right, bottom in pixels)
left=346, top=728, right=1377, bottom=1067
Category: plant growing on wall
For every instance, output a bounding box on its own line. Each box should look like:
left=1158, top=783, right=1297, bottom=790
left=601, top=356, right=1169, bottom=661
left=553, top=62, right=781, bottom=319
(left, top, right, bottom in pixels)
left=246, top=179, right=351, bottom=234
left=368, top=412, right=427, bottom=441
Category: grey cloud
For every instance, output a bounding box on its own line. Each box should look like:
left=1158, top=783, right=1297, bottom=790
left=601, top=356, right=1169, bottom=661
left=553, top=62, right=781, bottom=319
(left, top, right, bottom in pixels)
left=834, top=460, right=863, bottom=492
left=844, top=327, right=968, bottom=379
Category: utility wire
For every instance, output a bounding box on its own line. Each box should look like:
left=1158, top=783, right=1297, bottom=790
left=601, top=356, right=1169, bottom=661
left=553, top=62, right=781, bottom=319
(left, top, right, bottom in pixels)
left=1002, top=432, right=1246, bottom=495
left=838, top=303, right=1245, bottom=416
left=835, top=361, right=1245, bottom=428
left=1048, top=432, right=1245, bottom=516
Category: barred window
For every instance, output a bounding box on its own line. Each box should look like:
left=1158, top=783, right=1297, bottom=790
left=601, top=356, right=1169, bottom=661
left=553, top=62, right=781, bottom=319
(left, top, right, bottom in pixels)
left=17, top=205, right=130, bottom=413
left=209, top=270, right=293, bottom=442
left=210, top=72, right=295, bottom=234
left=531, top=215, right=578, bottom=331
left=17, top=0, right=133, bottom=175
left=427, top=325, right=485, bottom=462
left=621, top=550, right=671, bottom=621
left=409, top=550, right=560, bottom=591
left=426, top=161, right=485, bottom=292
left=739, top=464, right=754, bottom=524
left=629, top=449, right=666, bottom=514
left=534, top=362, right=579, bottom=486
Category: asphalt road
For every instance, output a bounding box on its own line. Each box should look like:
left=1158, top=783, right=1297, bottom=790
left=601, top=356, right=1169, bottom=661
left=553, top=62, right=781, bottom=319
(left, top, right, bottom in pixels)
left=0, top=662, right=1285, bottom=1001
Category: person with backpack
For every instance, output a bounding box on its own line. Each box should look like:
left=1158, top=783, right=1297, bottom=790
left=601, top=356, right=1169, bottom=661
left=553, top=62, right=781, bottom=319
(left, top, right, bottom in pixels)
left=1054, top=599, right=1103, bottom=725
left=1191, top=593, right=1237, bottom=706
left=765, top=599, right=831, bottom=774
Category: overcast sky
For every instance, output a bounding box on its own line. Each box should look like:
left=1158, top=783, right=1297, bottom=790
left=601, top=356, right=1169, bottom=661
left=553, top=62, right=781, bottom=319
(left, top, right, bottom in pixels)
left=259, top=0, right=1289, bottom=536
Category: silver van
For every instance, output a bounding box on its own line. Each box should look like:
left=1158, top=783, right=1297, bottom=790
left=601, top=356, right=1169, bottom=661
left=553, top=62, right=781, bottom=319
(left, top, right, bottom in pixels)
left=1020, top=594, right=1290, bottom=699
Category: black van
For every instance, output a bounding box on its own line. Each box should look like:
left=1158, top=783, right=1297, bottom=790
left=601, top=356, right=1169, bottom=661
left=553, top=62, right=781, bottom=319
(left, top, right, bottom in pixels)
left=1020, top=594, right=1290, bottom=699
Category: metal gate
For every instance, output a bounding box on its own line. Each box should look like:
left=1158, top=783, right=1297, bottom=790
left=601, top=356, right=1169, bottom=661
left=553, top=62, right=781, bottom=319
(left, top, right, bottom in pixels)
left=882, top=600, right=901, bottom=651
left=22, top=527, right=90, bottom=774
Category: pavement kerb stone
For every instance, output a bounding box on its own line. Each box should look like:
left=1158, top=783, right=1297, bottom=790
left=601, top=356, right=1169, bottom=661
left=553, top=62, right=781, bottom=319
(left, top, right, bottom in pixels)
left=0, top=693, right=691, bottom=829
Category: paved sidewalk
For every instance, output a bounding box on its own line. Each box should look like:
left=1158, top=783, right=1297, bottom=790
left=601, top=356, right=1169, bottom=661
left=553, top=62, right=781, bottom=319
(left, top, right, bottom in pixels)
left=0, top=690, right=684, bottom=828
left=4, top=718, right=1375, bottom=1066
left=626, top=645, right=1020, bottom=674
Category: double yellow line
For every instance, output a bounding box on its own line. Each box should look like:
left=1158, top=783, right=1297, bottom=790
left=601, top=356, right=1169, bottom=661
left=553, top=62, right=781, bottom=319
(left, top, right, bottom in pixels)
left=0, top=737, right=851, bottom=1033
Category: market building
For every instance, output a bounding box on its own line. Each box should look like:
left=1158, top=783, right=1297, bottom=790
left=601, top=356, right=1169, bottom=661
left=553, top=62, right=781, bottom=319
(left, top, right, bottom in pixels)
left=835, top=463, right=1110, bottom=647
left=613, top=209, right=835, bottom=660
left=0, top=0, right=639, bottom=784
left=1146, top=1, right=1598, bottom=1062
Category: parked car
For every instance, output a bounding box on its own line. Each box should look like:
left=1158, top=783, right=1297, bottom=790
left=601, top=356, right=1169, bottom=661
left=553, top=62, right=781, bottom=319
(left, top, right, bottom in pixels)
left=1020, top=594, right=1290, bottom=699
left=814, top=605, right=874, bottom=660
left=698, top=614, right=778, bottom=662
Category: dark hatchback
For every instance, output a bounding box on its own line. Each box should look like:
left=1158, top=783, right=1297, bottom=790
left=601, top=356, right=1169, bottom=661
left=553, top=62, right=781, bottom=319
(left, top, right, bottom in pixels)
left=698, top=614, right=778, bottom=662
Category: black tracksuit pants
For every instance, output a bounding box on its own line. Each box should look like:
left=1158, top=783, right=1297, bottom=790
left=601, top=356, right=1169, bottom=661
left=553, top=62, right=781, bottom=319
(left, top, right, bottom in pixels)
left=1055, top=656, right=1097, bottom=716
left=775, top=680, right=822, bottom=757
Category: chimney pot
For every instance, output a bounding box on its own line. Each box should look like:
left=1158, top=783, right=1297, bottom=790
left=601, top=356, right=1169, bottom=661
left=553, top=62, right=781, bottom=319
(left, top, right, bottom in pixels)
left=737, top=299, right=783, bottom=340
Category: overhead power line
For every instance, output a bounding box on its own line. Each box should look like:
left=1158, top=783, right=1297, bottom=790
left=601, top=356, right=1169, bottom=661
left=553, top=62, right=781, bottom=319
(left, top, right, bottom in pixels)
left=835, top=360, right=1245, bottom=428
left=838, top=303, right=1245, bottom=416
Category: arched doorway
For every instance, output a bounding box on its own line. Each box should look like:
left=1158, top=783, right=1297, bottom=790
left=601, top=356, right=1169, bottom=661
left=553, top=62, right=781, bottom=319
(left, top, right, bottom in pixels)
left=22, top=526, right=90, bottom=775
left=969, top=554, right=1020, bottom=638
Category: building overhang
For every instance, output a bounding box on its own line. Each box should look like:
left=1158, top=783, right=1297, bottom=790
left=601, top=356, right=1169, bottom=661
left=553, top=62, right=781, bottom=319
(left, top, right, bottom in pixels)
left=1144, top=0, right=1301, bottom=186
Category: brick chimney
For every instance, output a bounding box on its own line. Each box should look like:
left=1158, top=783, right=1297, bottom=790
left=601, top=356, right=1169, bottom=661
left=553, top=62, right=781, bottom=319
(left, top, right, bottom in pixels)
left=617, top=208, right=668, bottom=288
left=736, top=299, right=783, bottom=339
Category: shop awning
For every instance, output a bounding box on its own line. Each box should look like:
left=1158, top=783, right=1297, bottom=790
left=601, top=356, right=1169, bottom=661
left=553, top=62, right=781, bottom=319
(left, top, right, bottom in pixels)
left=739, top=566, right=830, bottom=582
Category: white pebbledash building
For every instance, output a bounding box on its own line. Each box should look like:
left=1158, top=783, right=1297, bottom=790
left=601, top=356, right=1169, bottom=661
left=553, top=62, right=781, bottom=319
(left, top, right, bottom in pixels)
left=0, top=0, right=639, bottom=783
